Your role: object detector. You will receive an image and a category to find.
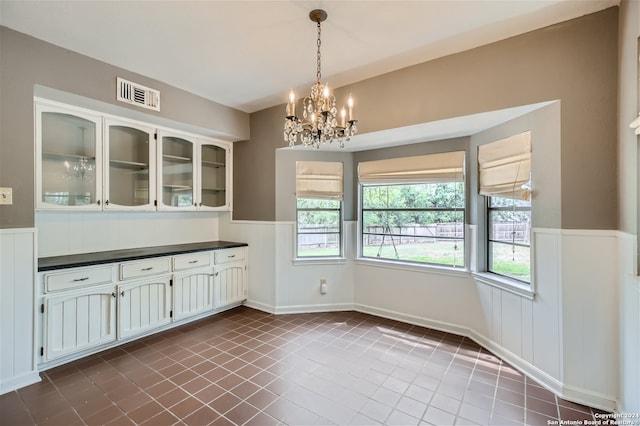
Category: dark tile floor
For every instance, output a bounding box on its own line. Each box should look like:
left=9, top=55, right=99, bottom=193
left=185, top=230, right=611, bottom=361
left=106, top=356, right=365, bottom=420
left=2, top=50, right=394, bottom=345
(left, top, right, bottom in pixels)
left=1, top=307, right=606, bottom=425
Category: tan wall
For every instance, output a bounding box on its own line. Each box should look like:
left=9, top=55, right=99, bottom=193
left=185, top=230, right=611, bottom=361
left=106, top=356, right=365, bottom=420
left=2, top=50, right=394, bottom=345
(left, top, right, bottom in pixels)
left=0, top=27, right=249, bottom=229
left=236, top=8, right=618, bottom=230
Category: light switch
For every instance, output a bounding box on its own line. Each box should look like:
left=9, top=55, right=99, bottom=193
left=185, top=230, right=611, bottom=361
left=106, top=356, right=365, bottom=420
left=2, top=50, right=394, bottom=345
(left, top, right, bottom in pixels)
left=0, top=187, right=13, bottom=205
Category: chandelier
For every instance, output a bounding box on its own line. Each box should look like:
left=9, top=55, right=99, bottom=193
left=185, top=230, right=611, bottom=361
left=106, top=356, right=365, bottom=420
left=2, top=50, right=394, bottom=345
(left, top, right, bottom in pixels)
left=284, top=9, right=358, bottom=149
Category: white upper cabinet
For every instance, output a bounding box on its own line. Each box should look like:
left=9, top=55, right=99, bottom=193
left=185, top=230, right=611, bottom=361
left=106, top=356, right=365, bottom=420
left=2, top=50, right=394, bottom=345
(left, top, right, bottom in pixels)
left=198, top=139, right=231, bottom=210
left=157, top=130, right=197, bottom=211
left=157, top=130, right=231, bottom=211
left=35, top=102, right=103, bottom=210
left=104, top=118, right=156, bottom=211
left=35, top=99, right=232, bottom=212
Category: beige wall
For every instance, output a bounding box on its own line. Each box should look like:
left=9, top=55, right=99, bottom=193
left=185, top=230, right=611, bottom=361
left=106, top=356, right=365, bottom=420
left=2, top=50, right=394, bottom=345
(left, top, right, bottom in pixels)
left=0, top=27, right=250, bottom=229
left=236, top=8, right=618, bottom=230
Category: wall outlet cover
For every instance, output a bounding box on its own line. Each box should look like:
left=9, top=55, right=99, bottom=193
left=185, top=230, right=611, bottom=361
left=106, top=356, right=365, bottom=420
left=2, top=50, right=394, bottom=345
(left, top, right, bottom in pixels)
left=0, top=187, right=13, bottom=205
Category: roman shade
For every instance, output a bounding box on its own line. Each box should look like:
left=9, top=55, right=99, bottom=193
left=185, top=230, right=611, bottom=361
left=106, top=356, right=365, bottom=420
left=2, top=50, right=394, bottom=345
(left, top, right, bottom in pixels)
left=478, top=131, right=531, bottom=200
left=295, top=161, right=343, bottom=199
left=357, top=151, right=465, bottom=184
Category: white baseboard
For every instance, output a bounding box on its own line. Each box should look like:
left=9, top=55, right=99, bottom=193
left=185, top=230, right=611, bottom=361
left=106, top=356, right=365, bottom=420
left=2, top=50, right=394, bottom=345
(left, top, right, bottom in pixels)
left=354, top=303, right=470, bottom=337
left=275, top=302, right=354, bottom=315
left=0, top=371, right=41, bottom=395
left=243, top=300, right=276, bottom=314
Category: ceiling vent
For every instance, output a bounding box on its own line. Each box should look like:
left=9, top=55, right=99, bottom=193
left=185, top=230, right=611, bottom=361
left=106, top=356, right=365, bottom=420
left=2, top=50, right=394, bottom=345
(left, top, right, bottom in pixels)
left=116, top=77, right=160, bottom=111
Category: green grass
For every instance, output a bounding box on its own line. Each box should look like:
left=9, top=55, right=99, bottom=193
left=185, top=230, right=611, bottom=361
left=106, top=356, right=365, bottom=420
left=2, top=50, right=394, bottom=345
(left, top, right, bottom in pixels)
left=362, top=241, right=465, bottom=267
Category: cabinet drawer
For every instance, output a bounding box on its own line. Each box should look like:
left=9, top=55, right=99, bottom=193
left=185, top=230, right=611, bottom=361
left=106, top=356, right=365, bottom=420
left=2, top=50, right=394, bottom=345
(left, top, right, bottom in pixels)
left=173, top=252, right=212, bottom=271
left=214, top=248, right=245, bottom=264
left=44, top=266, right=113, bottom=293
left=120, top=258, right=170, bottom=280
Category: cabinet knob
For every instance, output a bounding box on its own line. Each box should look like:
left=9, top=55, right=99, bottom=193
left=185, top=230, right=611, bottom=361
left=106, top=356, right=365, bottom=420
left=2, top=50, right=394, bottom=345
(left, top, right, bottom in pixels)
left=97, top=200, right=101, bottom=206
left=111, top=292, right=116, bottom=298
left=105, top=200, right=110, bottom=206
left=120, top=290, right=125, bottom=297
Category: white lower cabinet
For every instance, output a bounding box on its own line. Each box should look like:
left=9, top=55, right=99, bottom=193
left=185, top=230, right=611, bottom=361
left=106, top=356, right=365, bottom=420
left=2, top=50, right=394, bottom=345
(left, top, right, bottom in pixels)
left=173, top=267, right=214, bottom=321
left=44, top=284, right=117, bottom=361
left=38, top=246, right=247, bottom=367
left=213, top=261, right=247, bottom=308
left=117, top=277, right=172, bottom=340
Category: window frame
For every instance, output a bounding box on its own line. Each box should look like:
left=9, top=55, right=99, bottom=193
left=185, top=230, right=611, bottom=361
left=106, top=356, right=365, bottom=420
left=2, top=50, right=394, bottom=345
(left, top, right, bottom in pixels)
left=295, top=197, right=344, bottom=260
left=358, top=181, right=466, bottom=269
left=485, top=195, right=532, bottom=284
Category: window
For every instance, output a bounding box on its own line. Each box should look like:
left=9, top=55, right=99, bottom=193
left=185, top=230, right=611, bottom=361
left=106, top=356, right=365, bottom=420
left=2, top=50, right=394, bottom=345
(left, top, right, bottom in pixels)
left=478, top=131, right=531, bottom=283
left=295, top=161, right=343, bottom=259
left=487, top=197, right=531, bottom=282
left=358, top=151, right=466, bottom=268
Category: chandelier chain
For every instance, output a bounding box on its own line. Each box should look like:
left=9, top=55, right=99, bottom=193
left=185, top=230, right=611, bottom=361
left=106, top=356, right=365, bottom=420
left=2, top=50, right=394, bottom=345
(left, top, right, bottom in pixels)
left=316, top=22, right=322, bottom=83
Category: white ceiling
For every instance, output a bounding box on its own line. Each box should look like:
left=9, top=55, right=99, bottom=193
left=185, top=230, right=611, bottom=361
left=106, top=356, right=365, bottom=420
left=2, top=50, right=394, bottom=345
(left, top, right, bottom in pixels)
left=0, top=0, right=618, bottom=115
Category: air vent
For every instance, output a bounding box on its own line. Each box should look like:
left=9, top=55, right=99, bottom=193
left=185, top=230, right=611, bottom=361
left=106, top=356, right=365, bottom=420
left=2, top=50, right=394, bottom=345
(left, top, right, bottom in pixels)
left=117, top=77, right=160, bottom=111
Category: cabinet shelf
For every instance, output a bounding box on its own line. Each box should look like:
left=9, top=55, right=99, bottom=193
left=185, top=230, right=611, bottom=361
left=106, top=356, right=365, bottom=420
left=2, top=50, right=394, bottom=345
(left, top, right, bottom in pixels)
left=109, top=159, right=148, bottom=169
left=163, top=185, right=192, bottom=191
left=43, top=151, right=96, bottom=161
left=201, top=160, right=225, bottom=168
left=163, top=154, right=192, bottom=163
left=202, top=187, right=226, bottom=192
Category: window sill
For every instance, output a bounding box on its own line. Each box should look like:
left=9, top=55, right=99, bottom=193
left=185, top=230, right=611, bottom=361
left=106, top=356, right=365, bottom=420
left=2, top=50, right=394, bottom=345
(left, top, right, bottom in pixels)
left=472, top=272, right=535, bottom=300
left=355, top=257, right=469, bottom=278
left=293, top=257, right=348, bottom=266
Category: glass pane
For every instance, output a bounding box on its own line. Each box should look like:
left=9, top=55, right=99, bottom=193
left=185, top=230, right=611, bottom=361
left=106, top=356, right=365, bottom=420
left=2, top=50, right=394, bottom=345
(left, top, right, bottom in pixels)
left=489, top=241, right=531, bottom=282
left=361, top=183, right=465, bottom=267
left=490, top=197, right=531, bottom=208
left=362, top=183, right=464, bottom=209
left=489, top=210, right=531, bottom=244
left=162, top=136, right=193, bottom=207
left=488, top=196, right=531, bottom=282
left=296, top=198, right=341, bottom=257
left=41, top=112, right=97, bottom=206
left=362, top=214, right=464, bottom=267
left=200, top=144, right=226, bottom=208
left=296, top=198, right=340, bottom=209
left=108, top=125, right=150, bottom=206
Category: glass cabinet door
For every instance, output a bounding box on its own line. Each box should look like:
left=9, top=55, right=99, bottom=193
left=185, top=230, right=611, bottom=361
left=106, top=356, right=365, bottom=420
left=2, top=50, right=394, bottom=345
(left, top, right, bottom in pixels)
left=198, top=142, right=228, bottom=209
left=104, top=119, right=155, bottom=210
left=36, top=103, right=102, bottom=209
left=158, top=132, right=196, bottom=210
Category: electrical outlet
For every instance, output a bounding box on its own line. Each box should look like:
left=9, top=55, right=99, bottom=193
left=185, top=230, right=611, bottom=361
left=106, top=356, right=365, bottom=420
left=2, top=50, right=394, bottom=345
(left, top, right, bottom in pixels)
left=0, top=187, right=12, bottom=205
left=320, top=279, right=327, bottom=294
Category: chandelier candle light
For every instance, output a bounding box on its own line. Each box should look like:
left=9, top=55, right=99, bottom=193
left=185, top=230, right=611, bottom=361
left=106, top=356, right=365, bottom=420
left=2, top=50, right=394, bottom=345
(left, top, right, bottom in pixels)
left=284, top=9, right=358, bottom=149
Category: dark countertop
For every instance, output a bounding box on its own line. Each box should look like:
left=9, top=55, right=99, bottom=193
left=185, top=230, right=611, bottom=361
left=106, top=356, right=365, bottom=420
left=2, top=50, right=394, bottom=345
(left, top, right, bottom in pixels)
left=38, top=241, right=248, bottom=272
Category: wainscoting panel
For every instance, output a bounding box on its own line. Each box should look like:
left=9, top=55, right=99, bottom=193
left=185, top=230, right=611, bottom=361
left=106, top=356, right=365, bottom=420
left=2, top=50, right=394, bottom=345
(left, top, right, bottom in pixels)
left=218, top=213, right=276, bottom=312
left=561, top=231, right=619, bottom=406
left=618, top=232, right=639, bottom=414
left=530, top=229, right=562, bottom=383
left=0, top=228, right=40, bottom=394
